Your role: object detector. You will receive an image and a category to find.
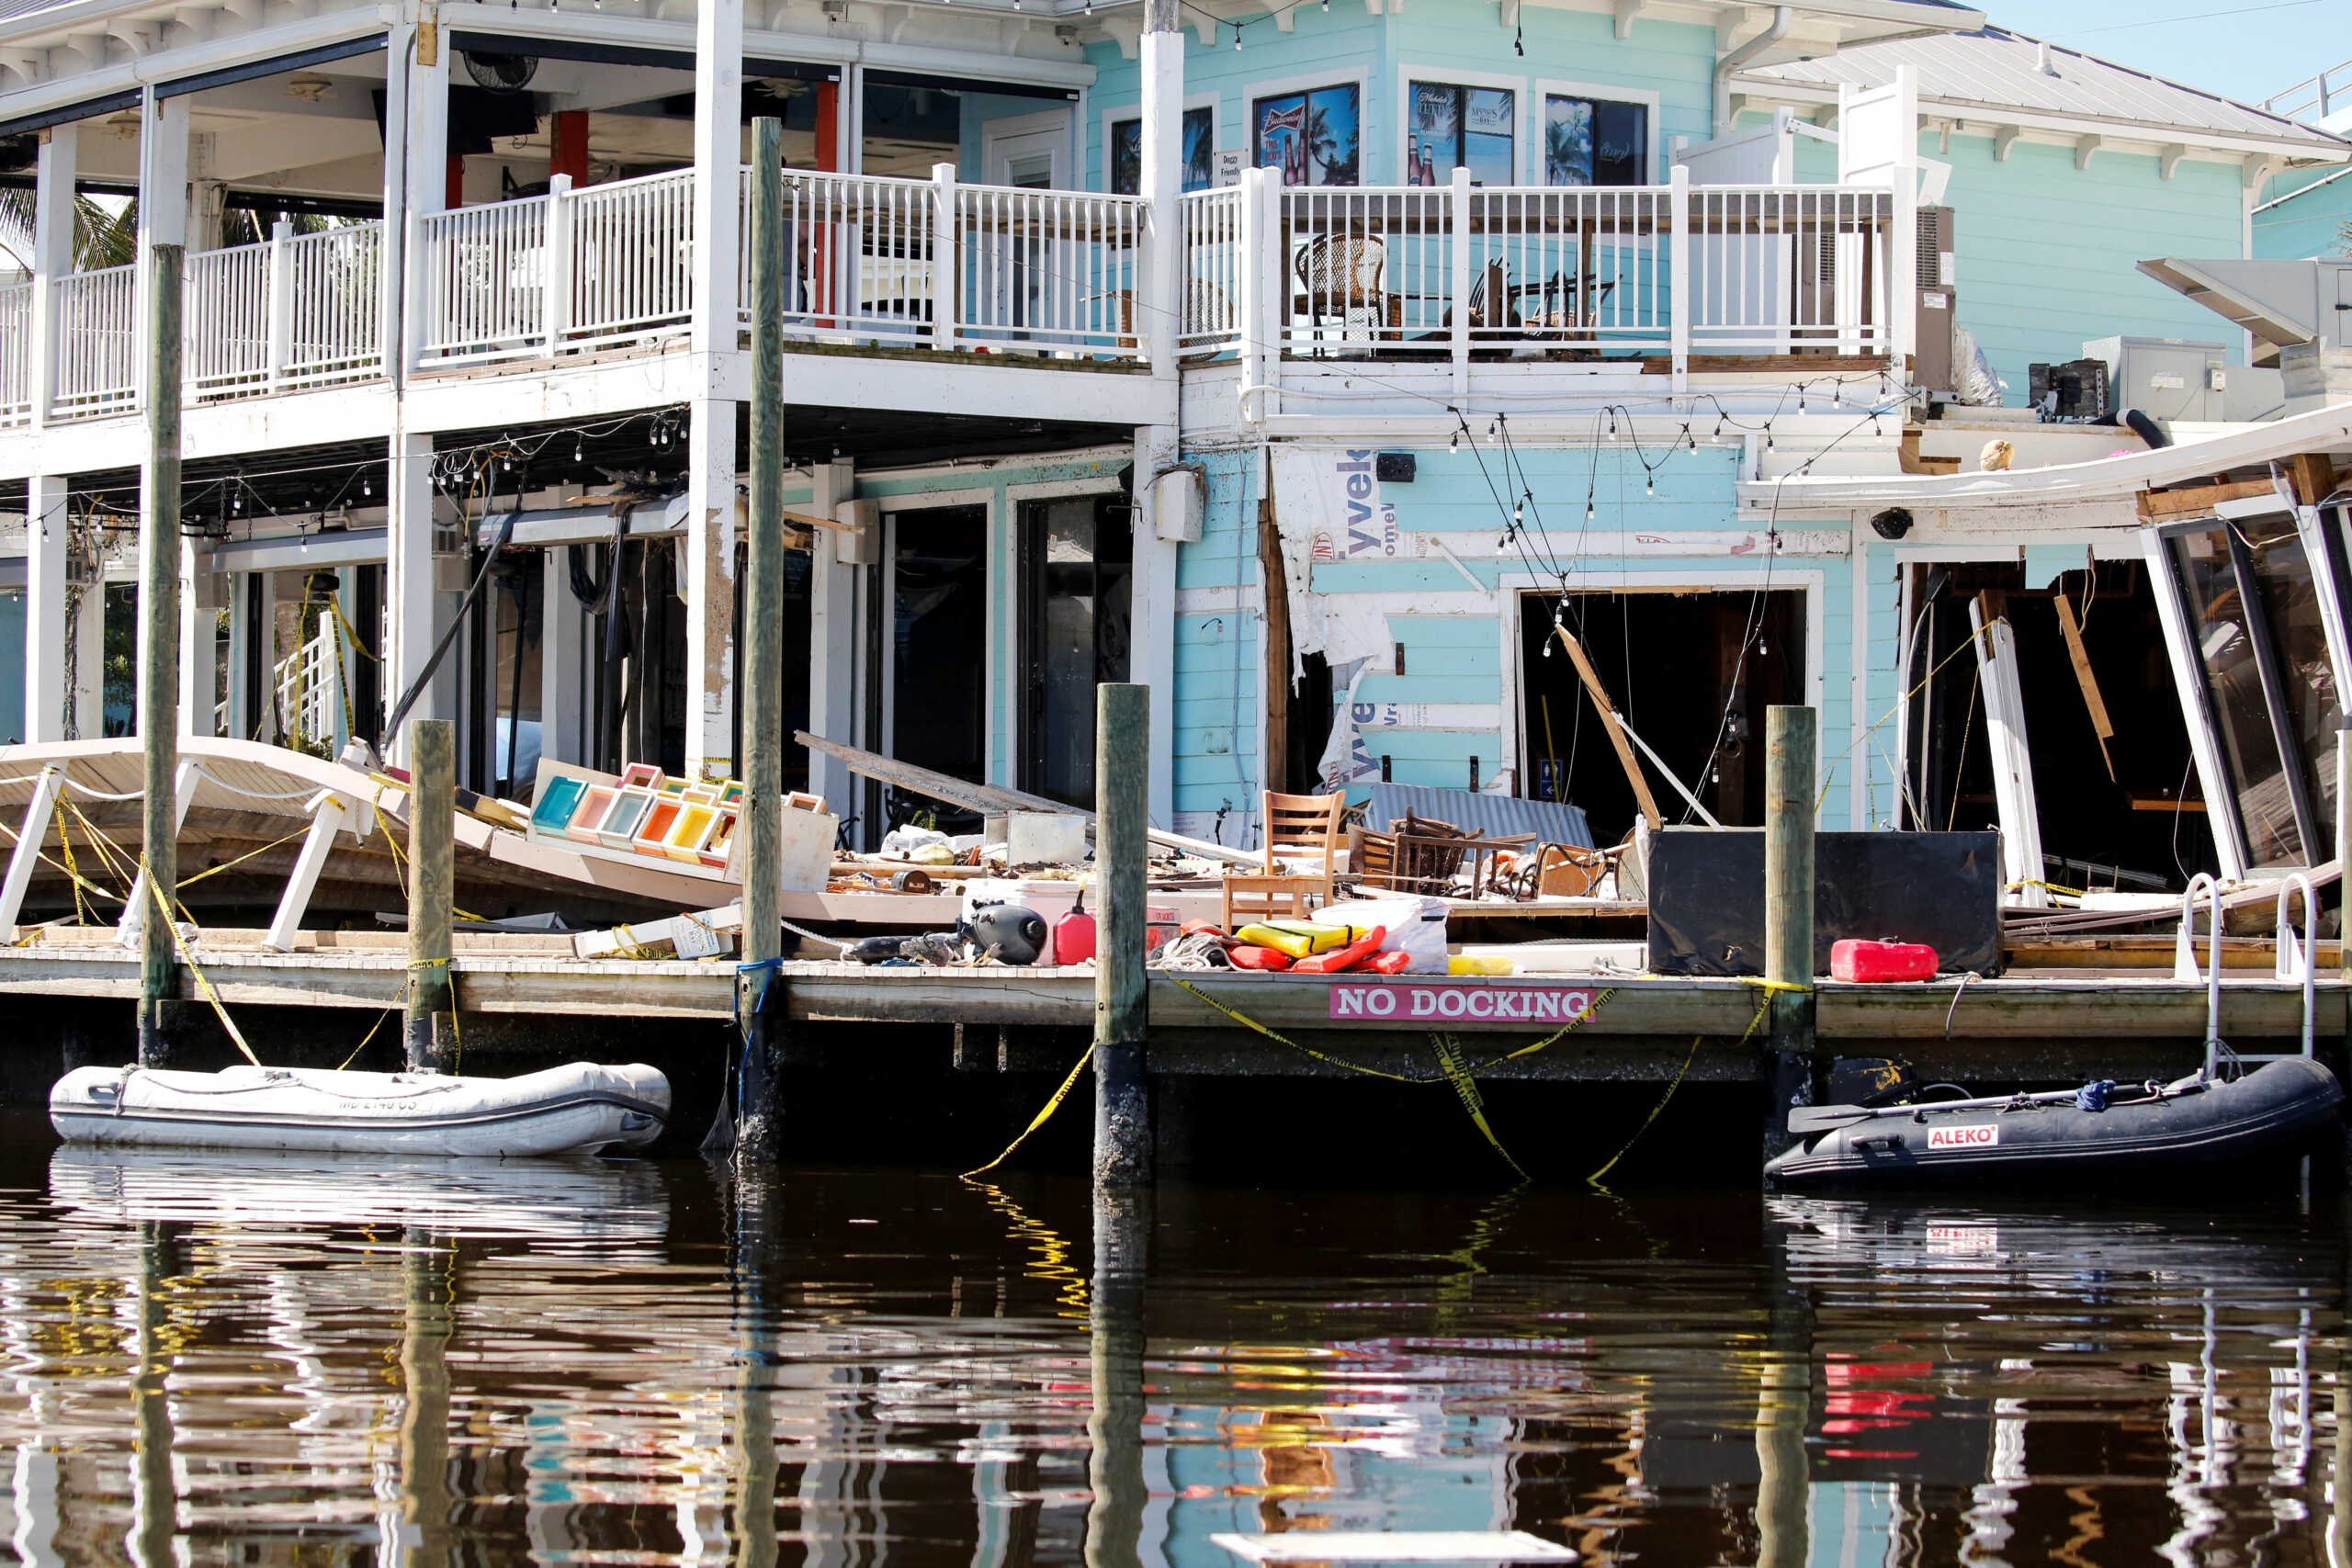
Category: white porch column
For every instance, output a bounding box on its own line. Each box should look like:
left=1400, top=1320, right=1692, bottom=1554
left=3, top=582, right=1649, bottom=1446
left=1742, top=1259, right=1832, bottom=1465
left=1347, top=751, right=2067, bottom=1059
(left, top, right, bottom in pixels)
left=539, top=547, right=583, bottom=767
left=1129, top=425, right=1178, bottom=832
left=133, top=86, right=190, bottom=393
left=29, top=123, right=75, bottom=429
left=690, top=0, right=742, bottom=357
left=23, top=477, right=67, bottom=743
left=224, top=569, right=270, bottom=742
left=71, top=569, right=102, bottom=739
left=178, top=549, right=219, bottom=737
left=384, top=429, right=437, bottom=764
left=684, top=400, right=740, bottom=781
left=682, top=0, right=743, bottom=781
left=807, top=458, right=855, bottom=813
left=1138, top=0, right=1184, bottom=375
left=392, top=16, right=449, bottom=375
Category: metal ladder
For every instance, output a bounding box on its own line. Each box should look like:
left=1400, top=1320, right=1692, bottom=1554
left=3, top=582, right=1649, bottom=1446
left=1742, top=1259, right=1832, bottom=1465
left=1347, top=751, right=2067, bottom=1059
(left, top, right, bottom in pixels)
left=2174, top=873, right=2316, bottom=1079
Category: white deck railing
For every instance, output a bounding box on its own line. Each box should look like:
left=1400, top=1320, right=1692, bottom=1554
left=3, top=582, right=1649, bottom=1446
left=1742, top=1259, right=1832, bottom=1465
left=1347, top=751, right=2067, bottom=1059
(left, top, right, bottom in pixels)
left=736, top=164, right=1150, bottom=360
left=1198, top=166, right=1897, bottom=377
left=0, top=163, right=1902, bottom=423
left=52, top=264, right=136, bottom=417
left=1179, top=187, right=1244, bottom=355
left=0, top=282, right=32, bottom=427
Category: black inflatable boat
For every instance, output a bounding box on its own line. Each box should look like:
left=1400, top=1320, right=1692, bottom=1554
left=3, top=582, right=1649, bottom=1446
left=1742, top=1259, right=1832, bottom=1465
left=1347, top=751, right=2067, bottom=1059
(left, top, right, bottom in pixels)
left=1766, top=1057, right=2344, bottom=1189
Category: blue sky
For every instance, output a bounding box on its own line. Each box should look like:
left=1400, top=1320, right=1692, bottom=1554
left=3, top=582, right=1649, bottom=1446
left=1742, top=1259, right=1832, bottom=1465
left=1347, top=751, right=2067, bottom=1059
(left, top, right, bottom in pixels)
left=1997, top=0, right=2352, bottom=111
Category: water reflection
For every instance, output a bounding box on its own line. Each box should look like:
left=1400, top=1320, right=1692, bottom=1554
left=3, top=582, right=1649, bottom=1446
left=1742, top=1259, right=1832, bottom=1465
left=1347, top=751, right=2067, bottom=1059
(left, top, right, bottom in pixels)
left=0, top=1121, right=2344, bottom=1566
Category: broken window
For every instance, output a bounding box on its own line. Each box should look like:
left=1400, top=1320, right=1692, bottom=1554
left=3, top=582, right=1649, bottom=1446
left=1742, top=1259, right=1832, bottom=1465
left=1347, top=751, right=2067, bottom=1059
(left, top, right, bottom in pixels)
left=2151, top=512, right=2345, bottom=874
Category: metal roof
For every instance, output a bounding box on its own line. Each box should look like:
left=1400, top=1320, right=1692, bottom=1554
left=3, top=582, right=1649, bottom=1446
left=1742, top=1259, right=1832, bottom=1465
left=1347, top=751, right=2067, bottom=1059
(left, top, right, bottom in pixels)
left=1361, top=784, right=1595, bottom=851
left=1737, top=26, right=2350, bottom=153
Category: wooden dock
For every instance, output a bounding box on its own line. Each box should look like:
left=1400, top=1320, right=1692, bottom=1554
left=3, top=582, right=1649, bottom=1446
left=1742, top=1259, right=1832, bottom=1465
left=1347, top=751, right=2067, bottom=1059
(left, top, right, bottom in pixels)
left=3, top=934, right=2336, bottom=1083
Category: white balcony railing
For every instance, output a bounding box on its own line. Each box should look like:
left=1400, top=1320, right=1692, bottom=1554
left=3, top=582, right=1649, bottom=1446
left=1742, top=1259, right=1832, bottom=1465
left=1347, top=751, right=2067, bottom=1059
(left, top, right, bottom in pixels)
left=1179, top=187, right=1244, bottom=355
left=736, top=165, right=1152, bottom=360
left=1196, top=166, right=1897, bottom=379
left=52, top=263, right=136, bottom=417
left=0, top=281, right=32, bottom=427
left=0, top=163, right=1903, bottom=426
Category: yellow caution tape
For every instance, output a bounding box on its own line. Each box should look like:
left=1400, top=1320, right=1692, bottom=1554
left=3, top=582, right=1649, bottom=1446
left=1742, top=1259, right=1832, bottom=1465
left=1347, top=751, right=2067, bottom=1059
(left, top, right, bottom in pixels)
left=962, top=1043, right=1095, bottom=1178
left=1429, top=1031, right=1528, bottom=1181
left=1585, top=996, right=1770, bottom=1187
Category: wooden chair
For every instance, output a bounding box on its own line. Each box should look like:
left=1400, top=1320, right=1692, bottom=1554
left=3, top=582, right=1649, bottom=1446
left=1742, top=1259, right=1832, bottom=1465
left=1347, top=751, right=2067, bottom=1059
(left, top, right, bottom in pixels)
left=1221, top=789, right=1344, bottom=928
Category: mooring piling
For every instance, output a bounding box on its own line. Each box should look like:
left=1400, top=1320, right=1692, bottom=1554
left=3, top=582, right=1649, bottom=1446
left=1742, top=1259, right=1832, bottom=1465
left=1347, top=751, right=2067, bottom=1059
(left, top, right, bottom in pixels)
left=1092, top=682, right=1152, bottom=1190
left=1763, top=704, right=1817, bottom=1156
left=135, top=242, right=184, bottom=1067
left=1084, top=1186, right=1149, bottom=1568
left=404, top=718, right=456, bottom=1073
left=734, top=114, right=788, bottom=1169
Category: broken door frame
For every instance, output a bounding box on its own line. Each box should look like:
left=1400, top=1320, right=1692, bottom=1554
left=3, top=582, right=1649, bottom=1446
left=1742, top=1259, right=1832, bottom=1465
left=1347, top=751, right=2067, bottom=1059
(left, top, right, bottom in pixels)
left=1498, top=568, right=1827, bottom=822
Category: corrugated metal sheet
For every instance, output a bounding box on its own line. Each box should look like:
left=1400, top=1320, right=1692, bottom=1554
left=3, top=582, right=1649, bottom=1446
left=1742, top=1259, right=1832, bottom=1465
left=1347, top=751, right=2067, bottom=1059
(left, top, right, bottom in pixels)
left=1361, top=784, right=1593, bottom=850
left=1739, top=28, right=2347, bottom=152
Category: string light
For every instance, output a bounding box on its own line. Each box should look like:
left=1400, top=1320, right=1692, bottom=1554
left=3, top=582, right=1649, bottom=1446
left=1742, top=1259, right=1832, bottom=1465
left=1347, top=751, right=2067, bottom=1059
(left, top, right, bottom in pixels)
left=1513, top=20, right=1522, bottom=53
left=1234, top=22, right=1241, bottom=48
left=1449, top=427, right=1460, bottom=454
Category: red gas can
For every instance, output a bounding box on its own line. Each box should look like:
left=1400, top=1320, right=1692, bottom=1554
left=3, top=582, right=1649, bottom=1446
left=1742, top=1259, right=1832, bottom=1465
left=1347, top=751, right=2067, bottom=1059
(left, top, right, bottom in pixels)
left=1830, top=938, right=1938, bottom=983
left=1051, top=887, right=1096, bottom=966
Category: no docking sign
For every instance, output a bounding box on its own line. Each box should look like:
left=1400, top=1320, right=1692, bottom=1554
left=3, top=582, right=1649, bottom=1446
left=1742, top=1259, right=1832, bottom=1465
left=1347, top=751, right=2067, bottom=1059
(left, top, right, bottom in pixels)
left=1328, top=981, right=1597, bottom=1025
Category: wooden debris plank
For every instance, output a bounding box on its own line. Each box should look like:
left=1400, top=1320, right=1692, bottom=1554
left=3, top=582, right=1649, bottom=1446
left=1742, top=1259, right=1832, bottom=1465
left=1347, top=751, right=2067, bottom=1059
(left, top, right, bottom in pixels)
left=796, top=729, right=1250, bottom=863
left=2051, top=592, right=2115, bottom=779
left=1551, top=626, right=1665, bottom=831
left=2287, top=452, right=2338, bottom=506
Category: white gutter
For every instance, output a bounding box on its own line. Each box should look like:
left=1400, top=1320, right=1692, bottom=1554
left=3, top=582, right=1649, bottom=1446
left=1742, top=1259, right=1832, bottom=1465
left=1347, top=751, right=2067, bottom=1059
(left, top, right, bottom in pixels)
left=1715, top=6, right=1794, bottom=140
left=1733, top=78, right=2352, bottom=164
left=1735, top=402, right=2352, bottom=511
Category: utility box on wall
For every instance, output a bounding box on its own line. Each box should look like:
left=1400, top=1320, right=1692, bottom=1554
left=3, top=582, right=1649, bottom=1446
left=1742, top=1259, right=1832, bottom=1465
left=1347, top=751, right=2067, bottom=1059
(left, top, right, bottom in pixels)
left=1154, top=467, right=1204, bottom=544
left=1914, top=206, right=1956, bottom=397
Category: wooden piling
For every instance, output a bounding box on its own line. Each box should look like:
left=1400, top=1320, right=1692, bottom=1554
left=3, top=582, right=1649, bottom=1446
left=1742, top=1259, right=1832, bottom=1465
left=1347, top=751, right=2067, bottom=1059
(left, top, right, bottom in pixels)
left=1085, top=1187, right=1150, bottom=1568
left=1093, top=682, right=1152, bottom=1189
left=404, top=718, right=456, bottom=1073
left=1762, top=705, right=1816, bottom=1154
left=136, top=243, right=184, bottom=1066
left=736, top=116, right=788, bottom=1167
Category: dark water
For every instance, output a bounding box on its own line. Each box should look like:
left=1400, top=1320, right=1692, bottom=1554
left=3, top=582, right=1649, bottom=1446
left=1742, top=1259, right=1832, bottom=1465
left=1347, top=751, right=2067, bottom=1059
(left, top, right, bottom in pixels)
left=0, top=1107, right=2346, bottom=1567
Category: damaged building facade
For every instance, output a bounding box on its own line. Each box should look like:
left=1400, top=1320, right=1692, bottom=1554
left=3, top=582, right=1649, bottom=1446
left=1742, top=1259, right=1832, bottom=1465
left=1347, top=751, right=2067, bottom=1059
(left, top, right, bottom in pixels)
left=0, top=0, right=2344, bottom=903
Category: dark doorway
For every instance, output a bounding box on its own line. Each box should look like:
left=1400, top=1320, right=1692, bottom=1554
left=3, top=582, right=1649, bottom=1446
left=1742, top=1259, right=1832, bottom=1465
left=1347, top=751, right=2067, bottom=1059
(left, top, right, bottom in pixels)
left=1905, top=561, right=2214, bottom=890
left=1017, top=493, right=1131, bottom=805
left=888, top=505, right=989, bottom=817
left=1519, top=588, right=1805, bottom=846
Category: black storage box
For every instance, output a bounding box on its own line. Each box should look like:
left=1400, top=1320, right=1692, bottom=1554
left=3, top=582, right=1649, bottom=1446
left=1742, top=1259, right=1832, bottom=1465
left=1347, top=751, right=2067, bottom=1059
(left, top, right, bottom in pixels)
left=1645, top=828, right=2002, bottom=977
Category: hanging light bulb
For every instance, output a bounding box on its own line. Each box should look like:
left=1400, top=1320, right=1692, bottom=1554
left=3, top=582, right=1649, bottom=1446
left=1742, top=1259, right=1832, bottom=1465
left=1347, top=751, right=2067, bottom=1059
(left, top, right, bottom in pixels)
left=1233, top=21, right=1241, bottom=47
left=1832, top=382, right=1844, bottom=408
left=361, top=471, right=371, bottom=497
left=1449, top=427, right=1460, bottom=454
left=1512, top=498, right=1523, bottom=527
left=576, top=435, right=586, bottom=462
left=299, top=526, right=308, bottom=551
left=1713, top=414, right=1724, bottom=437
left=1645, top=472, right=1654, bottom=496
left=1584, top=499, right=1595, bottom=521
left=1797, top=387, right=1806, bottom=412
left=1513, top=20, right=1522, bottom=54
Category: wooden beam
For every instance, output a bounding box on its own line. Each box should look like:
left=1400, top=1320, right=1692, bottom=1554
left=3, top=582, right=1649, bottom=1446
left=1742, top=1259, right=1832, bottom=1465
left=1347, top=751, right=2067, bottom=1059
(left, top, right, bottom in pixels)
left=2051, top=591, right=2115, bottom=781
left=2136, top=478, right=2275, bottom=520
left=2286, top=451, right=2338, bottom=506
left=1551, top=625, right=1664, bottom=831
left=1257, top=494, right=1292, bottom=793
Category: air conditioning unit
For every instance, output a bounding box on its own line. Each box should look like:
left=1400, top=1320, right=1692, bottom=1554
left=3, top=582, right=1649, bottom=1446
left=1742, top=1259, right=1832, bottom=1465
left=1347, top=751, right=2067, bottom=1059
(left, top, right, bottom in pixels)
left=1915, top=205, right=1957, bottom=396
